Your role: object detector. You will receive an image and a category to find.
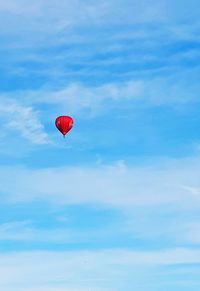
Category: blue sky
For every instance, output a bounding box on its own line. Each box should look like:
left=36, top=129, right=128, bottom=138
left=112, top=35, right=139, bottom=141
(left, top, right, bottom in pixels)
left=1, top=0, right=200, bottom=290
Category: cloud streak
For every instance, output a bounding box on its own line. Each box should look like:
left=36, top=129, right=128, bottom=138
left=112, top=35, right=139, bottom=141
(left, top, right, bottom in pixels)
left=0, top=247, right=200, bottom=291
left=0, top=98, right=49, bottom=144
left=1, top=158, right=200, bottom=207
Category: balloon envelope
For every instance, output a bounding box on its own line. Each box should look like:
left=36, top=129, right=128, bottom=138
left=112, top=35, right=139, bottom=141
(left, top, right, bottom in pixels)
left=55, top=116, right=73, bottom=136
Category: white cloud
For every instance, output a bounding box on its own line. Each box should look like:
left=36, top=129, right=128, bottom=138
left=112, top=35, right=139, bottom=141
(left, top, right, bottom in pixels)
left=29, top=81, right=143, bottom=117
left=0, top=0, right=166, bottom=24
left=183, top=223, right=200, bottom=244
left=12, top=72, right=200, bottom=121
left=0, top=221, right=73, bottom=243
left=181, top=185, right=200, bottom=197
left=0, top=0, right=198, bottom=51
left=0, top=220, right=113, bottom=244
left=0, top=98, right=49, bottom=144
left=1, top=157, right=200, bottom=207
left=0, top=0, right=197, bottom=29
left=0, top=248, right=199, bottom=291
left=1, top=157, right=200, bottom=246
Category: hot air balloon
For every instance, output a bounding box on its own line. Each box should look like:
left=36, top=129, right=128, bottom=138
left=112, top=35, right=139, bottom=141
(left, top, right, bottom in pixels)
left=55, top=116, right=74, bottom=137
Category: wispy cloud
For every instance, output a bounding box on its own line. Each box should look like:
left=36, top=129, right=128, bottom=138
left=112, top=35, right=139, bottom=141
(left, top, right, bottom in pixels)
left=0, top=98, right=49, bottom=144
left=0, top=248, right=200, bottom=291
left=0, top=220, right=117, bottom=244
left=183, top=222, right=200, bottom=244
left=0, top=221, right=73, bottom=243
left=1, top=157, right=200, bottom=248
left=1, top=158, right=200, bottom=206
left=28, top=81, right=143, bottom=117
left=7, top=71, right=200, bottom=121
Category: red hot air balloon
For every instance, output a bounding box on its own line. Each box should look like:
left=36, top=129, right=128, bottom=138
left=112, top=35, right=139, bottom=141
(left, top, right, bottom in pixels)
left=55, top=116, right=74, bottom=137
